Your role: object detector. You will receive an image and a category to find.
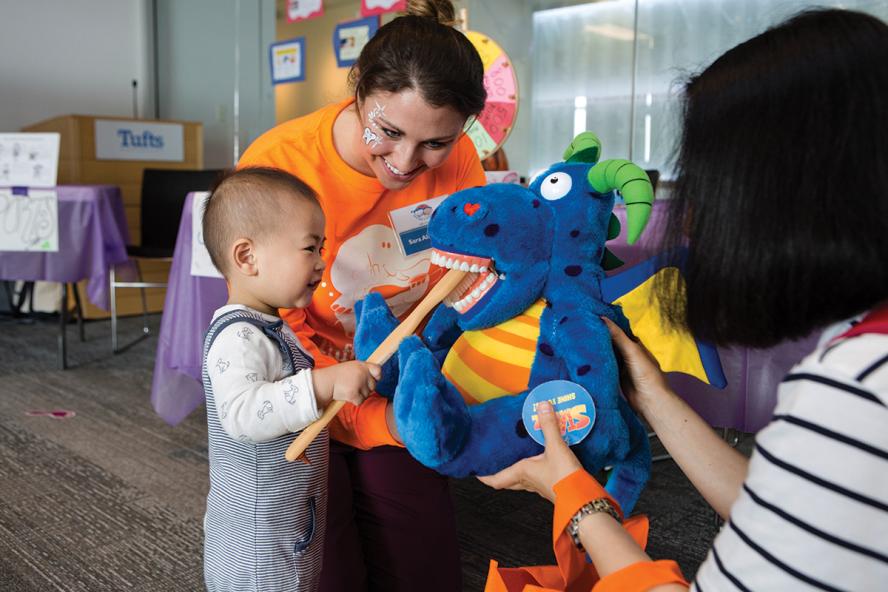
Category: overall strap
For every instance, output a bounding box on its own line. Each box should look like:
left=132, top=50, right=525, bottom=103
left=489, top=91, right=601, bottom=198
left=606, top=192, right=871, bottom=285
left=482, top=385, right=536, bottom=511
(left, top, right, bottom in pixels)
left=204, top=310, right=311, bottom=371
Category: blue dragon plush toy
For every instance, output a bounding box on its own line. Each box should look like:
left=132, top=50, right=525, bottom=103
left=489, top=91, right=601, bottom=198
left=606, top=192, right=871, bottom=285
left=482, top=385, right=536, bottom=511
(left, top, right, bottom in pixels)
left=354, top=132, right=725, bottom=513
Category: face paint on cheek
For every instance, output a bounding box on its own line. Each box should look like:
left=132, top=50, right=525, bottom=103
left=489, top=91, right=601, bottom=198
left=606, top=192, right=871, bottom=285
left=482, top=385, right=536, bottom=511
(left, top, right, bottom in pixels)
left=364, top=101, right=387, bottom=148
left=363, top=127, right=381, bottom=147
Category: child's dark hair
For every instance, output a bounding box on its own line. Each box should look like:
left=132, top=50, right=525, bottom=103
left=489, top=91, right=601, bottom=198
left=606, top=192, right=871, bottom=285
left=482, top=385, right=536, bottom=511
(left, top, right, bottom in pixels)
left=203, top=167, right=319, bottom=275
left=657, top=8, right=888, bottom=348
left=349, top=0, right=486, bottom=119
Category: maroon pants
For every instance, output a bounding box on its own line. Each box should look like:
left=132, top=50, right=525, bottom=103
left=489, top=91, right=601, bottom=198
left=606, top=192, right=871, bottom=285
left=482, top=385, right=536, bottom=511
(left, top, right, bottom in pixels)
left=318, top=441, right=462, bottom=592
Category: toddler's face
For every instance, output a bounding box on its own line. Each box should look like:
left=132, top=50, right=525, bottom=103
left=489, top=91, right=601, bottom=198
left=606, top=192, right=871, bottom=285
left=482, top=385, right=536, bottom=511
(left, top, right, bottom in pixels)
left=254, top=199, right=326, bottom=310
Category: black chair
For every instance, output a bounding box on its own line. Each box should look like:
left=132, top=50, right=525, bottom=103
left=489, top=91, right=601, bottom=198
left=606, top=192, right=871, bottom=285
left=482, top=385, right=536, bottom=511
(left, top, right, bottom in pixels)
left=644, top=169, right=660, bottom=195
left=110, top=168, right=222, bottom=352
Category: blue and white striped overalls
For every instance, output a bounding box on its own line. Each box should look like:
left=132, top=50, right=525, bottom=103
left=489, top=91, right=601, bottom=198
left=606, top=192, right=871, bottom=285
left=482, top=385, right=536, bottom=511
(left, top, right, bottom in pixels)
left=202, top=309, right=328, bottom=592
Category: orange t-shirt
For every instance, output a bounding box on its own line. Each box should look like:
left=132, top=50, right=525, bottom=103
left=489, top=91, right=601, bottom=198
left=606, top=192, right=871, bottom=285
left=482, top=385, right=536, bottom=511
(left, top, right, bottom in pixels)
left=238, top=98, right=486, bottom=449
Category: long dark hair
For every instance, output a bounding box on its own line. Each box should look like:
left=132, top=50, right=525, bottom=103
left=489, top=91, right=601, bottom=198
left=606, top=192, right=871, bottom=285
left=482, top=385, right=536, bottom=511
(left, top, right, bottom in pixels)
left=657, top=9, right=888, bottom=348
left=349, top=0, right=486, bottom=119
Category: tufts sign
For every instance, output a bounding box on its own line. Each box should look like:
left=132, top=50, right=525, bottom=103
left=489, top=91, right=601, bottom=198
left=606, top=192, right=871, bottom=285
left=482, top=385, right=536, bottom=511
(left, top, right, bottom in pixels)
left=94, top=120, right=184, bottom=161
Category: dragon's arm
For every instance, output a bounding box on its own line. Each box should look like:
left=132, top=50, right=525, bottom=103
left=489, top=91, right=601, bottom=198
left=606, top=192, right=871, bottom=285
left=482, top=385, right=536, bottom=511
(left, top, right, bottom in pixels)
left=353, top=293, right=463, bottom=397
left=421, top=303, right=462, bottom=353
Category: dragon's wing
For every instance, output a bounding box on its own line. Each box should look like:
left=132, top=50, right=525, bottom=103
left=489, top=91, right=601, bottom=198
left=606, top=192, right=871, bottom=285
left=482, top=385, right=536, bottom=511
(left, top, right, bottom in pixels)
left=601, top=252, right=727, bottom=389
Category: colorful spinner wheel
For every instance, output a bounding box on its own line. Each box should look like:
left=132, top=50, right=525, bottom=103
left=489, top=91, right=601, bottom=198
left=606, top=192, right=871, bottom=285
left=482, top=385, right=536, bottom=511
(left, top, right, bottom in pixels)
left=464, top=31, right=519, bottom=160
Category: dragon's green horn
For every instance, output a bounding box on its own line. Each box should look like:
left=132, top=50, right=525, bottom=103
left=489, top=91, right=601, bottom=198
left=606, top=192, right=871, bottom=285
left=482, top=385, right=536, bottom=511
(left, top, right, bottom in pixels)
left=588, top=159, right=654, bottom=244
left=563, top=132, right=601, bottom=164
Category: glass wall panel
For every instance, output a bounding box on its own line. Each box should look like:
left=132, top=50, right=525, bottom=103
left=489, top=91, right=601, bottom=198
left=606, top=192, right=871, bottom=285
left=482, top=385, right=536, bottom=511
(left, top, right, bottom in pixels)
left=531, top=1, right=636, bottom=177
left=532, top=0, right=888, bottom=185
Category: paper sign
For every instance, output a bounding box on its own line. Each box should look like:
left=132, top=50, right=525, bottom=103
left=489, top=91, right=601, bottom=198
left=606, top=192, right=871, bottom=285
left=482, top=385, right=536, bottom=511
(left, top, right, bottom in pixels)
left=270, top=38, right=306, bottom=84
left=287, top=0, right=323, bottom=22
left=191, top=191, right=223, bottom=278
left=334, top=16, right=379, bottom=68
left=0, top=187, right=59, bottom=252
left=361, top=0, right=406, bottom=17
left=95, top=120, right=184, bottom=162
left=521, top=380, right=596, bottom=446
left=0, top=133, right=60, bottom=187
left=484, top=171, right=520, bottom=185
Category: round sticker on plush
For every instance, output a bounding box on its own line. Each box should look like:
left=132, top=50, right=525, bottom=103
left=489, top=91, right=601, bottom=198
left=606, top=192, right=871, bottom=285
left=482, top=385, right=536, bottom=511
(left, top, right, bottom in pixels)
left=521, top=380, right=596, bottom=446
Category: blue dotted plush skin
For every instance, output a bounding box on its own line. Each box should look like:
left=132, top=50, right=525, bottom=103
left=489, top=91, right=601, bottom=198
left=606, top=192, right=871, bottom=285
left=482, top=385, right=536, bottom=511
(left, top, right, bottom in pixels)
left=354, top=137, right=653, bottom=513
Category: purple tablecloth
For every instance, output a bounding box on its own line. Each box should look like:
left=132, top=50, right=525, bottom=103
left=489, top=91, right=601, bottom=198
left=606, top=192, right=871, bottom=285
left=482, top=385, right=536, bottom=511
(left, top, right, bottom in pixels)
left=151, top=193, right=226, bottom=425
left=0, top=185, right=129, bottom=310
left=609, top=201, right=818, bottom=432
left=151, top=197, right=818, bottom=431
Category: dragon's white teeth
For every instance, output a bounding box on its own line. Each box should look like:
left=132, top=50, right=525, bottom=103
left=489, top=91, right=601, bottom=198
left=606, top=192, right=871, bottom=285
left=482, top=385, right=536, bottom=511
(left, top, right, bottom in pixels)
left=479, top=266, right=488, bottom=273
left=469, top=264, right=479, bottom=273
left=460, top=261, right=470, bottom=272
left=498, top=273, right=506, bottom=280
left=446, top=258, right=455, bottom=268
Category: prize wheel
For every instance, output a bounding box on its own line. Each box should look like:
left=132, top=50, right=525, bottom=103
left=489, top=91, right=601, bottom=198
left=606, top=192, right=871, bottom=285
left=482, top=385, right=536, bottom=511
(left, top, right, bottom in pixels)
left=464, top=30, right=519, bottom=160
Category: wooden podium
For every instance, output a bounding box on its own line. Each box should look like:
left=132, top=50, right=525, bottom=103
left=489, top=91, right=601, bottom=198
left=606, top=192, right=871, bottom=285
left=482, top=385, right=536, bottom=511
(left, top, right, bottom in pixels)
left=22, top=115, right=204, bottom=319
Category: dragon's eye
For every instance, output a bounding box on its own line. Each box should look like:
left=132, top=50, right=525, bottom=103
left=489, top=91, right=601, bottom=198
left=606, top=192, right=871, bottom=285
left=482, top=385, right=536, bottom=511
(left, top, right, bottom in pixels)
left=540, top=172, right=572, bottom=200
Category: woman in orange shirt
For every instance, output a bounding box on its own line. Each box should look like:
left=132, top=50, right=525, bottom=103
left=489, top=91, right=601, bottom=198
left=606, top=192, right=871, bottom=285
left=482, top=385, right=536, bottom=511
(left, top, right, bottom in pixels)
left=238, top=1, right=486, bottom=590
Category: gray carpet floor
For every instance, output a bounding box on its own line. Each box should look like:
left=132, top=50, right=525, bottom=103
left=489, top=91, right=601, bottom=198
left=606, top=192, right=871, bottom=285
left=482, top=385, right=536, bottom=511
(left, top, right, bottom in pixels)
left=0, top=312, right=739, bottom=591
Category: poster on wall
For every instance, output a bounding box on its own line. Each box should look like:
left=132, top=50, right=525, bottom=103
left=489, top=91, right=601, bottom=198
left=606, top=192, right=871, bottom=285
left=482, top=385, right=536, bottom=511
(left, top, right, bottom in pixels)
left=334, top=16, right=379, bottom=68
left=0, top=187, right=59, bottom=252
left=270, top=37, right=306, bottom=84
left=287, top=0, right=323, bottom=23
left=360, top=0, right=406, bottom=17
left=0, top=133, right=60, bottom=187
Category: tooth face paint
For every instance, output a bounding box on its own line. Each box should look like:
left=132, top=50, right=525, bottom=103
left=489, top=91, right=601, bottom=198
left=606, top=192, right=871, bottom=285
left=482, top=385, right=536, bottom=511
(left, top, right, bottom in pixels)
left=363, top=101, right=386, bottom=148
left=362, top=126, right=381, bottom=146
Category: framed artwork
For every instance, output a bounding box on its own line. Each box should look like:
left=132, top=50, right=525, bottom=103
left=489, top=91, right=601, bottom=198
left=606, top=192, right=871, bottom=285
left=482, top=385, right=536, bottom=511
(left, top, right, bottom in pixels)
left=270, top=37, right=306, bottom=84
left=286, top=0, right=323, bottom=22
left=333, top=16, right=379, bottom=68
left=361, top=0, right=406, bottom=17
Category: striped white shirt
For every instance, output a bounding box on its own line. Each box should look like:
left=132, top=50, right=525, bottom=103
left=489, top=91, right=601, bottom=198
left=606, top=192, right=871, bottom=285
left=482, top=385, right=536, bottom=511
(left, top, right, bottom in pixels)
left=693, top=321, right=888, bottom=591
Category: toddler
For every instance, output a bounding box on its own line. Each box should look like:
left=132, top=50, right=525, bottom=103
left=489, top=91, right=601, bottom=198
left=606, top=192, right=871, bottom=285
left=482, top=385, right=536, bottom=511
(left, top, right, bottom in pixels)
left=200, top=167, right=380, bottom=591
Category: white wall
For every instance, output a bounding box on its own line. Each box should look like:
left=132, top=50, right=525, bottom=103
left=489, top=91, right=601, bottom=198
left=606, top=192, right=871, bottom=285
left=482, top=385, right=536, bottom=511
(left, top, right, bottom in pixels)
left=462, top=0, right=534, bottom=179
left=0, top=0, right=154, bottom=132
left=155, top=0, right=276, bottom=169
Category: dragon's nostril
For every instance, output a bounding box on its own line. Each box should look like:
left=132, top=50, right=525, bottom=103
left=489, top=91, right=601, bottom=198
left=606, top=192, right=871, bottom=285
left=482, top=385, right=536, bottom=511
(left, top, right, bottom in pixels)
left=463, top=202, right=481, bottom=217
left=484, top=224, right=499, bottom=237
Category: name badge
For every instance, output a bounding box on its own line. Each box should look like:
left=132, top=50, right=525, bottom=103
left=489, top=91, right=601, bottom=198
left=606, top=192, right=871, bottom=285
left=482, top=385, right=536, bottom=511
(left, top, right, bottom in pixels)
left=521, top=380, right=596, bottom=446
left=387, top=195, right=448, bottom=257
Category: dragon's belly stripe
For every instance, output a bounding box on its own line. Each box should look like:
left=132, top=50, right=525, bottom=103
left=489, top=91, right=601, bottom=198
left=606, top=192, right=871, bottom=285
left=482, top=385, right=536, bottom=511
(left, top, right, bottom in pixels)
left=460, top=328, right=536, bottom=367
left=442, top=299, right=545, bottom=405
left=496, top=316, right=542, bottom=340
left=443, top=349, right=514, bottom=404
left=443, top=339, right=532, bottom=403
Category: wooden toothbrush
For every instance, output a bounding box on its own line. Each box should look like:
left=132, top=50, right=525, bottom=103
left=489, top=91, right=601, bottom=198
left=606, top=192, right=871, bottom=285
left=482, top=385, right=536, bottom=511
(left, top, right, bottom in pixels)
left=285, top=268, right=468, bottom=462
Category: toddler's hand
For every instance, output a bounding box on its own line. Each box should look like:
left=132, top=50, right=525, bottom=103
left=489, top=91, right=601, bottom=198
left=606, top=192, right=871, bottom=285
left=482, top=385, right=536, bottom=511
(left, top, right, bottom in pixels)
left=331, top=361, right=381, bottom=407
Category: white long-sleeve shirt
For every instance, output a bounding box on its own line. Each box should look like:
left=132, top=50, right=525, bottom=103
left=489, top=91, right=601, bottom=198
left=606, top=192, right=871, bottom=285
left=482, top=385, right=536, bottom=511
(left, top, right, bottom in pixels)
left=206, top=304, right=321, bottom=443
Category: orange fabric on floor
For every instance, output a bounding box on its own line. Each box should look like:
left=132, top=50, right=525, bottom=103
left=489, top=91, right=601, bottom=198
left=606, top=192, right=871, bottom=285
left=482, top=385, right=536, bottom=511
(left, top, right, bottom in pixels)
left=485, top=469, right=688, bottom=592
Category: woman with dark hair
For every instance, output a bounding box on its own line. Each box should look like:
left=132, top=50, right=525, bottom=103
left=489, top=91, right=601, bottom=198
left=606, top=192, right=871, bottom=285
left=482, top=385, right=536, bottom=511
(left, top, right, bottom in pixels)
left=480, top=9, right=888, bottom=591
left=237, top=1, right=485, bottom=590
